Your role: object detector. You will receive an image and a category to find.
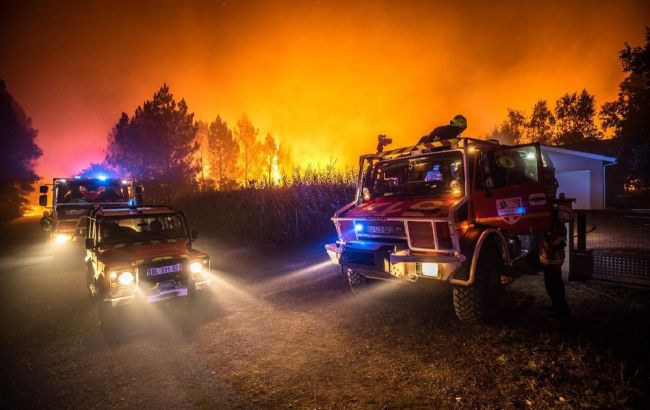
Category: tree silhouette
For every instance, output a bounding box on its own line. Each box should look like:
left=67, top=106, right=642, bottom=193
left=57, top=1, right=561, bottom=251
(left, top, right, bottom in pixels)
left=235, top=114, right=259, bottom=185
left=208, top=115, right=239, bottom=189
left=0, top=80, right=42, bottom=221
left=600, top=27, right=650, bottom=190
left=106, top=84, right=199, bottom=201
left=263, top=133, right=277, bottom=186
left=554, top=90, right=602, bottom=145
left=527, top=100, right=556, bottom=144
left=502, top=109, right=527, bottom=144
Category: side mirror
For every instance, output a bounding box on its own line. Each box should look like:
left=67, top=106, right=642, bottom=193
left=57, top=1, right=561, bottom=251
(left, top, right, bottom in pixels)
left=190, top=229, right=199, bottom=241
left=85, top=238, right=94, bottom=250
left=39, top=185, right=48, bottom=194
left=39, top=194, right=48, bottom=207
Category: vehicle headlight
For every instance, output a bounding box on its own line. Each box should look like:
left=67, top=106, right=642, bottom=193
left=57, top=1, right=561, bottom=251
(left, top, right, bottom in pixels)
left=111, top=271, right=134, bottom=286
left=422, top=262, right=439, bottom=278
left=417, top=262, right=440, bottom=278
left=190, top=261, right=204, bottom=273
left=54, top=233, right=72, bottom=244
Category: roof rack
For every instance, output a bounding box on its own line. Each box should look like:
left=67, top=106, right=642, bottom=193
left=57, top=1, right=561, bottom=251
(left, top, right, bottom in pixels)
left=90, top=205, right=181, bottom=218
left=375, top=137, right=500, bottom=160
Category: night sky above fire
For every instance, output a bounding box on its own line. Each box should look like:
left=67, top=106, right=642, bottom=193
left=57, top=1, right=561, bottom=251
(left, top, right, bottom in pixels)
left=1, top=0, right=649, bottom=180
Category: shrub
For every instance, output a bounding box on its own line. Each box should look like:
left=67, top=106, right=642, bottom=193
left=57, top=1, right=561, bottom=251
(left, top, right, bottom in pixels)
left=175, top=166, right=356, bottom=246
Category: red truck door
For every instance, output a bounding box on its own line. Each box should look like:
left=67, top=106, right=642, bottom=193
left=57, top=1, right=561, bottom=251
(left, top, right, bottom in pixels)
left=472, top=143, right=551, bottom=235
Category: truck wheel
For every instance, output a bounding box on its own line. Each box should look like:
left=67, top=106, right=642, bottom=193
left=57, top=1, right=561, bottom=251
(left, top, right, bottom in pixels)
left=346, top=267, right=370, bottom=295
left=453, top=244, right=502, bottom=324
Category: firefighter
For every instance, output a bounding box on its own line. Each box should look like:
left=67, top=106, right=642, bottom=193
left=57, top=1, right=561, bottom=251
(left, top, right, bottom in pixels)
left=540, top=209, right=571, bottom=318
left=419, top=114, right=467, bottom=144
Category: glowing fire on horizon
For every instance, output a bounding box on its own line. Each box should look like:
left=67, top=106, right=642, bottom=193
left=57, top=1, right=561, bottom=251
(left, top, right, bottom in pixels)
left=271, top=143, right=281, bottom=185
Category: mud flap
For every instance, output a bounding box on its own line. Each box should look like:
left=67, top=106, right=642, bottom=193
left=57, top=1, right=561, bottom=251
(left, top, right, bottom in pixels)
left=453, top=229, right=482, bottom=282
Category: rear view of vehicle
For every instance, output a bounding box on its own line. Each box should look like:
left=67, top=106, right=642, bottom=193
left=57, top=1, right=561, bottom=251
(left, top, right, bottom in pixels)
left=326, top=137, right=561, bottom=323
left=84, top=205, right=212, bottom=329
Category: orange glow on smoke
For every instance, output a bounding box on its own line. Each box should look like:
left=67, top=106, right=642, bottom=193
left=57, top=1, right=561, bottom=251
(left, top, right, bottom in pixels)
left=0, top=1, right=648, bottom=183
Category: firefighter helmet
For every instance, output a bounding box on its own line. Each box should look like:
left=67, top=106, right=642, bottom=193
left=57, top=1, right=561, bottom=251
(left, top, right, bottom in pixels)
left=450, top=114, right=467, bottom=129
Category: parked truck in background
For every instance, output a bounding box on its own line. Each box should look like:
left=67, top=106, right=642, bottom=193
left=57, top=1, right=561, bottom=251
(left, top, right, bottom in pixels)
left=39, top=176, right=141, bottom=243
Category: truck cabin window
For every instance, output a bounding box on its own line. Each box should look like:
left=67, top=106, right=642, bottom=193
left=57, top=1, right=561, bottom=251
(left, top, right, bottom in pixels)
left=481, top=146, right=539, bottom=190
left=99, top=215, right=185, bottom=244
left=366, top=152, right=464, bottom=198
left=57, top=181, right=126, bottom=204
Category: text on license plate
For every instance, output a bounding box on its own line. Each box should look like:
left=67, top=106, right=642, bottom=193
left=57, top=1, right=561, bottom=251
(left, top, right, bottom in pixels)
left=368, top=225, right=393, bottom=234
left=147, top=263, right=182, bottom=276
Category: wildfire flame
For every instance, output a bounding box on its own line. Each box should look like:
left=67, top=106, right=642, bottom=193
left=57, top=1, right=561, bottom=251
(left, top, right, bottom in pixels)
left=271, top=143, right=281, bottom=185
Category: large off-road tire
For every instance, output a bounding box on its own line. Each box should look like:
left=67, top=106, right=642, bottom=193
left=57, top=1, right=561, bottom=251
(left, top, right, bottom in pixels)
left=346, top=267, right=371, bottom=295
left=453, top=244, right=502, bottom=324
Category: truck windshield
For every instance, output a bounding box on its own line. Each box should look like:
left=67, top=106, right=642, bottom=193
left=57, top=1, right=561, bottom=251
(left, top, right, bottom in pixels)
left=364, top=151, right=464, bottom=198
left=99, top=215, right=186, bottom=244
left=57, top=180, right=127, bottom=204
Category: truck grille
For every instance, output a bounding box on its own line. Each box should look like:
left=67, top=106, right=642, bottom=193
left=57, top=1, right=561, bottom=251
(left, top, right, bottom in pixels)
left=408, top=221, right=435, bottom=249
left=407, top=221, right=454, bottom=251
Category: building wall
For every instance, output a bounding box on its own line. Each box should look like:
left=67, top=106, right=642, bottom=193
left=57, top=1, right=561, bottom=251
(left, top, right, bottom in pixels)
left=542, top=149, right=605, bottom=209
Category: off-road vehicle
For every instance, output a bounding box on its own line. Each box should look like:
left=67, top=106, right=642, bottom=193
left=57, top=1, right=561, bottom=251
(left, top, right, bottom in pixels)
left=326, top=136, right=569, bottom=323
left=84, top=205, right=212, bottom=327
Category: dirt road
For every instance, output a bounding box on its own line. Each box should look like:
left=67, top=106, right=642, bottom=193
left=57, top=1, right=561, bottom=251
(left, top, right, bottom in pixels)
left=1, top=217, right=648, bottom=409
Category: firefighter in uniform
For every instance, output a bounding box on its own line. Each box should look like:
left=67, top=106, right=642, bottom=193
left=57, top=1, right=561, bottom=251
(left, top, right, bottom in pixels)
left=540, top=209, right=571, bottom=318
left=419, top=114, right=467, bottom=144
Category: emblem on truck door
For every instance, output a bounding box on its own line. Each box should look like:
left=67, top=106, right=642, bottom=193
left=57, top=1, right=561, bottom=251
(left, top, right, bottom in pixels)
left=496, top=197, right=524, bottom=225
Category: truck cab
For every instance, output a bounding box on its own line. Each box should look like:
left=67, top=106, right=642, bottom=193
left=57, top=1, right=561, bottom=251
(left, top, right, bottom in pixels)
left=39, top=176, right=139, bottom=243
left=326, top=137, right=563, bottom=323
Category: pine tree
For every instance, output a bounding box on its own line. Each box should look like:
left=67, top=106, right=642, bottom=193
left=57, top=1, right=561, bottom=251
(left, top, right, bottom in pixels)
left=235, top=114, right=259, bottom=185
left=0, top=80, right=42, bottom=221
left=106, top=84, right=199, bottom=201
left=207, top=115, right=239, bottom=189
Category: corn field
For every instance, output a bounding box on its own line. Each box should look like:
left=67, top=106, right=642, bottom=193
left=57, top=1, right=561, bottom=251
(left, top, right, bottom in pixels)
left=175, top=166, right=356, bottom=245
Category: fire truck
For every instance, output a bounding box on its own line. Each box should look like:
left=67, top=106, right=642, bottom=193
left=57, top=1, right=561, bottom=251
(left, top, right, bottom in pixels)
left=325, top=136, right=570, bottom=323
left=39, top=176, right=141, bottom=243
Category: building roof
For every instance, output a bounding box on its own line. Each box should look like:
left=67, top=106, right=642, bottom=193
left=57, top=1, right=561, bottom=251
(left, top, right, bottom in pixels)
left=560, top=138, right=626, bottom=159
left=541, top=139, right=619, bottom=163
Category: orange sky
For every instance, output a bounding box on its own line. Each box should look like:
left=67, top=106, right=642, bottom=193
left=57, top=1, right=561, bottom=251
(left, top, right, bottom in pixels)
left=1, top=0, right=649, bottom=181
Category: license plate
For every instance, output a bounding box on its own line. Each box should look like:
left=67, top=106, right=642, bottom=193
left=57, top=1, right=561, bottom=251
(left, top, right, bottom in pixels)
left=368, top=225, right=393, bottom=234
left=147, top=263, right=182, bottom=276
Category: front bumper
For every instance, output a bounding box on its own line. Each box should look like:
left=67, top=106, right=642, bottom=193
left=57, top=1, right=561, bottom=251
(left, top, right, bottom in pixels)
left=106, top=277, right=213, bottom=307
left=326, top=241, right=465, bottom=282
